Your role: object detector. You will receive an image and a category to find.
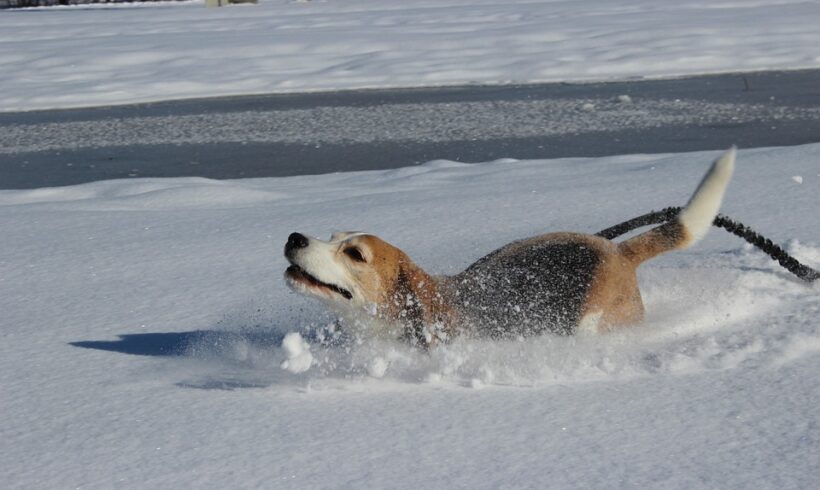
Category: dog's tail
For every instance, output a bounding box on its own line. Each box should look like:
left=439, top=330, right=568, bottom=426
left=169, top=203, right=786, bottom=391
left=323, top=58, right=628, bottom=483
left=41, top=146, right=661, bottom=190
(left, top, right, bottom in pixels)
left=617, top=147, right=736, bottom=266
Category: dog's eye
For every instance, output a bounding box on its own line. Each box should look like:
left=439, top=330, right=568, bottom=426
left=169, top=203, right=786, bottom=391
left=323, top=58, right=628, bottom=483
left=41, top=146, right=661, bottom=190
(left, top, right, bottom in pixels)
left=344, top=247, right=366, bottom=263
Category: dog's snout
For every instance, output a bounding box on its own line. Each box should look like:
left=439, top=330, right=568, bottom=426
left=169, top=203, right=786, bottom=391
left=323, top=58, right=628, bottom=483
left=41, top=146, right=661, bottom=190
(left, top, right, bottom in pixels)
left=285, top=232, right=309, bottom=254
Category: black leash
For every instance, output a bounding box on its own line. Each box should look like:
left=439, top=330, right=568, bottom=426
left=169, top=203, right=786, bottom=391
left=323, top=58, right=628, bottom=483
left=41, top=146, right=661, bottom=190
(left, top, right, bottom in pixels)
left=596, top=206, right=819, bottom=283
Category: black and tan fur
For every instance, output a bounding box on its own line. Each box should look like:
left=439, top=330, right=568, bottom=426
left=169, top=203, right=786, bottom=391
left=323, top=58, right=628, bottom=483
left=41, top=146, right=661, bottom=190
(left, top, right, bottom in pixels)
left=284, top=148, right=736, bottom=348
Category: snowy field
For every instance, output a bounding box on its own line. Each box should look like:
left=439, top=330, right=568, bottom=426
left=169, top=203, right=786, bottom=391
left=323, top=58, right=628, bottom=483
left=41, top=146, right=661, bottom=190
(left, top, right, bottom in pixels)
left=2, top=0, right=820, bottom=111
left=1, top=146, right=818, bottom=488
left=2, top=0, right=820, bottom=487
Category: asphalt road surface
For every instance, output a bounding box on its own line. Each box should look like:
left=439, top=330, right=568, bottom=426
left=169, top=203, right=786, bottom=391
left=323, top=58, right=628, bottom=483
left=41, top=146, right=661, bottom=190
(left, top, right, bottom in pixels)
left=1, top=69, right=819, bottom=189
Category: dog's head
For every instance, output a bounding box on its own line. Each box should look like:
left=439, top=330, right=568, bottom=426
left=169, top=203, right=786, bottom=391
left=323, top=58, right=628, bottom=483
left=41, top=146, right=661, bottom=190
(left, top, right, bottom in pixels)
left=284, top=231, right=453, bottom=346
left=284, top=231, right=403, bottom=306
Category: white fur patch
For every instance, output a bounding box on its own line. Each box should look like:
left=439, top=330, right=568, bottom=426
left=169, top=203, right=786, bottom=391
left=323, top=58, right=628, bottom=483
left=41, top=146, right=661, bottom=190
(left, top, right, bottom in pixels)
left=577, top=311, right=603, bottom=335
left=289, top=235, right=357, bottom=297
left=330, top=231, right=366, bottom=241
left=678, top=147, right=736, bottom=245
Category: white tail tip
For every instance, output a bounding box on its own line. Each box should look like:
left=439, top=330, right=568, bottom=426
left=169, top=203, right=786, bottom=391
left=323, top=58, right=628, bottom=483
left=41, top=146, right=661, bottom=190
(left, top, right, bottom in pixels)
left=678, top=147, right=736, bottom=245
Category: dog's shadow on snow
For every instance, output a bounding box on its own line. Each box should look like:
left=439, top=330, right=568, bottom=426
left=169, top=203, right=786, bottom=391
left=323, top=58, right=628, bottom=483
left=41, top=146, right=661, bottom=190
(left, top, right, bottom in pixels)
left=70, top=329, right=286, bottom=358
left=70, top=328, right=307, bottom=391
left=70, top=331, right=194, bottom=357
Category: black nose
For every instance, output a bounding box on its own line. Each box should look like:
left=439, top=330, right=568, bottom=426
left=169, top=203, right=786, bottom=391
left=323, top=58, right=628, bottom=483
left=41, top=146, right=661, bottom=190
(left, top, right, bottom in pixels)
left=285, top=232, right=309, bottom=254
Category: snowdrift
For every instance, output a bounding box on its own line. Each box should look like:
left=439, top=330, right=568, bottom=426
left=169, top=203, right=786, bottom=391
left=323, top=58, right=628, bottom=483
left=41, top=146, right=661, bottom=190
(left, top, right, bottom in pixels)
left=1, top=146, right=818, bottom=488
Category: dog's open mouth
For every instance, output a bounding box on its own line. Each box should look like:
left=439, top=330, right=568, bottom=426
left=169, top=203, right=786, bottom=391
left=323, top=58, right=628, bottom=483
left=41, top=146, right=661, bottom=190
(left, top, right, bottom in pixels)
left=286, top=265, right=353, bottom=300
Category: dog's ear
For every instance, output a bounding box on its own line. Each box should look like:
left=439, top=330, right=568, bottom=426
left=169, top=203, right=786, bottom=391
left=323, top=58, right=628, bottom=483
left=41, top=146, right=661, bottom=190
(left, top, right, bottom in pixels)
left=389, top=260, right=454, bottom=349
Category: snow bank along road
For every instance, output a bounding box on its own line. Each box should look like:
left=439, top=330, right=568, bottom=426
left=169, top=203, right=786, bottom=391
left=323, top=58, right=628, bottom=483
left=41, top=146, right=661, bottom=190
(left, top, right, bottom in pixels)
left=2, top=69, right=820, bottom=189
left=3, top=0, right=820, bottom=111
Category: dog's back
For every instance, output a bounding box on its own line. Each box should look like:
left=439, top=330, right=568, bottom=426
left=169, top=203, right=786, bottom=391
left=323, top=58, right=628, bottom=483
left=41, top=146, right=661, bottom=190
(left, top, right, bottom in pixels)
left=444, top=148, right=736, bottom=336
left=447, top=233, right=612, bottom=337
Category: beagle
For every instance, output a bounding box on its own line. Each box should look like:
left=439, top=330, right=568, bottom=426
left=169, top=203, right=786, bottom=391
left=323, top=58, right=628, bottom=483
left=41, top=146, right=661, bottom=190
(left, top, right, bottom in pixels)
left=284, top=149, right=736, bottom=348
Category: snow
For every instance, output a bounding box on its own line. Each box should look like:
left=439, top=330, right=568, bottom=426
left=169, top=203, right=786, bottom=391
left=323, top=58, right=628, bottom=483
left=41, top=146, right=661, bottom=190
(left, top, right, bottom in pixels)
left=280, top=332, right=313, bottom=373
left=2, top=0, right=820, bottom=111
left=2, top=0, right=819, bottom=486
left=1, top=145, right=818, bottom=488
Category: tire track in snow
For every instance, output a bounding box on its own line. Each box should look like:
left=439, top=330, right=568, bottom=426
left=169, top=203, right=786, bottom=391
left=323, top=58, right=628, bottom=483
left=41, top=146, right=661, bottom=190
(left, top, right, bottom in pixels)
left=3, top=98, right=820, bottom=154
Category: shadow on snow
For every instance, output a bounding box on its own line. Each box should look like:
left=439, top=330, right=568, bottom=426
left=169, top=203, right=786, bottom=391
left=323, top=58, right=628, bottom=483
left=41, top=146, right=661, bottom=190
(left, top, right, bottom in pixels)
left=69, top=329, right=286, bottom=357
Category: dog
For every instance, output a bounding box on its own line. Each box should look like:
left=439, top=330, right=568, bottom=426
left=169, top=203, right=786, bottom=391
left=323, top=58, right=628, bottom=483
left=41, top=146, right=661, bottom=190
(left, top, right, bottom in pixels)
left=284, top=148, right=736, bottom=348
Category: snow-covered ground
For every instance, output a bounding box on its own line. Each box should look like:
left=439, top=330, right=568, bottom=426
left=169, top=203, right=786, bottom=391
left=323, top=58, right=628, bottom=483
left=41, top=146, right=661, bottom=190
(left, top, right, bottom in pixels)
left=2, top=0, right=820, bottom=111
left=2, top=0, right=819, bottom=486
left=1, top=146, right=818, bottom=488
